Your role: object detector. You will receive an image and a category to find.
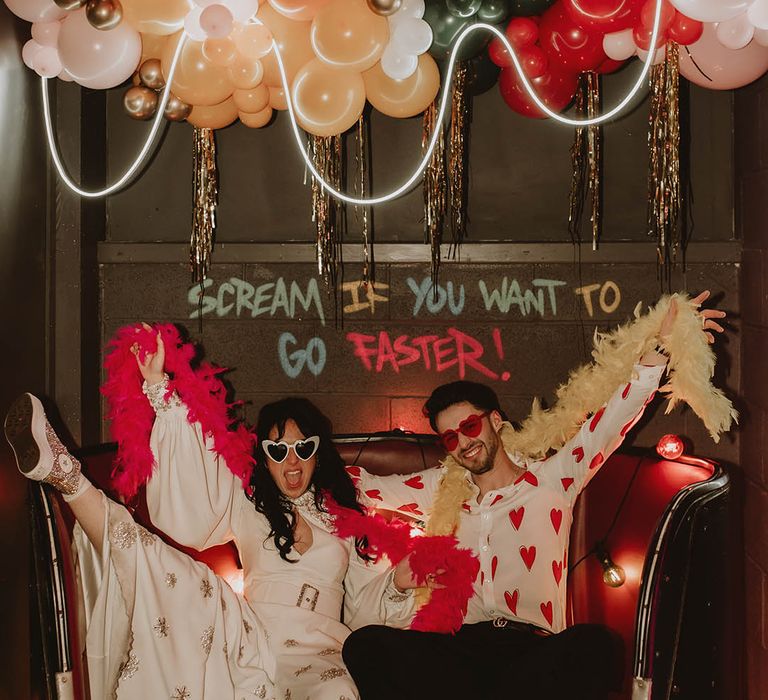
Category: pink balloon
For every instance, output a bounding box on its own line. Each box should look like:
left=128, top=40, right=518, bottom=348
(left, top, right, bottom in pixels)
left=58, top=9, right=142, bottom=89
left=603, top=28, right=636, bottom=60
left=21, top=40, right=44, bottom=69
left=3, top=0, right=67, bottom=23
left=716, top=13, right=754, bottom=50
left=199, top=4, right=234, bottom=38
left=31, top=21, right=62, bottom=47
left=32, top=45, right=62, bottom=78
left=679, top=22, right=768, bottom=89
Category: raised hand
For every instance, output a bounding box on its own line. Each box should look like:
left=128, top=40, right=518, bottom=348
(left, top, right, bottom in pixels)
left=659, top=290, right=726, bottom=345
left=130, top=323, right=165, bottom=385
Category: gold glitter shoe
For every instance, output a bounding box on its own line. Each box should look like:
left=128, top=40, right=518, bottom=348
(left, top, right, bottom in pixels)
left=4, top=393, right=82, bottom=496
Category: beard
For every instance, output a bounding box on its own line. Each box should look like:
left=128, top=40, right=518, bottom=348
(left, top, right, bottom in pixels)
left=458, top=434, right=500, bottom=475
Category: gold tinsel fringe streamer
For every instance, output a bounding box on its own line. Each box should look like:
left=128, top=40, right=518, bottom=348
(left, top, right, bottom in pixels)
left=647, top=42, right=681, bottom=280
left=356, top=114, right=372, bottom=286
left=422, top=100, right=446, bottom=286
left=190, top=127, right=218, bottom=286
left=567, top=72, right=601, bottom=250
left=416, top=294, right=737, bottom=608
left=449, top=61, right=471, bottom=253
left=309, top=133, right=344, bottom=298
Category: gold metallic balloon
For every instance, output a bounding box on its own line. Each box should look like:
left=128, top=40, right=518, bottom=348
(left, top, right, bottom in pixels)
left=139, top=58, right=165, bottom=90
left=164, top=93, right=192, bottom=122
left=365, top=0, right=402, bottom=16
left=85, top=0, right=123, bottom=31
left=54, top=0, right=86, bottom=9
left=123, top=85, right=158, bottom=120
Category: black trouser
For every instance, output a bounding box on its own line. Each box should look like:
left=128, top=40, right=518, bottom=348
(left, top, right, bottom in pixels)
left=342, top=621, right=622, bottom=700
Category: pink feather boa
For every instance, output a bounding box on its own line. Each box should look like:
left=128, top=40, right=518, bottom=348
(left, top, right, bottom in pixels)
left=101, top=323, right=255, bottom=499
left=325, top=498, right=479, bottom=634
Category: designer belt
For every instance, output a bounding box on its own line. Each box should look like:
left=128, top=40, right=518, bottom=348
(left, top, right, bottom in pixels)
left=249, top=579, right=343, bottom=619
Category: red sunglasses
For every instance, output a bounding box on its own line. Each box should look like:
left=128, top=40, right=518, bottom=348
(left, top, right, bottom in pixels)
left=438, top=411, right=491, bottom=452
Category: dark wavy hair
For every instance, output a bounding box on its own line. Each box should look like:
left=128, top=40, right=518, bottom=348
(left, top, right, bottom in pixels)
left=246, top=397, right=367, bottom=562
left=423, top=380, right=508, bottom=432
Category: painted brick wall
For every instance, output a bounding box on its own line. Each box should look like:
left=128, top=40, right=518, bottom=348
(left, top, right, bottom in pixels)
left=736, top=74, right=768, bottom=700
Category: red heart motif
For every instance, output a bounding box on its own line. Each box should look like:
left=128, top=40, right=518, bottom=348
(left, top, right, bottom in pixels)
left=514, top=471, right=539, bottom=487
left=491, top=556, right=498, bottom=580
left=589, top=452, right=604, bottom=470
left=620, top=419, right=635, bottom=437
left=509, top=507, right=525, bottom=530
left=345, top=466, right=361, bottom=477
left=561, top=477, right=574, bottom=492
left=622, top=383, right=632, bottom=399
left=571, top=446, right=585, bottom=463
left=404, top=475, right=424, bottom=490
left=589, top=407, right=606, bottom=432
left=461, top=503, right=472, bottom=512
left=505, top=589, right=519, bottom=615
left=644, top=391, right=657, bottom=406
left=365, top=489, right=382, bottom=501
left=552, top=560, right=563, bottom=585
left=490, top=494, right=503, bottom=506
left=550, top=509, right=563, bottom=535
left=540, top=601, right=553, bottom=626
left=398, top=503, right=423, bottom=515
left=520, top=545, right=537, bottom=571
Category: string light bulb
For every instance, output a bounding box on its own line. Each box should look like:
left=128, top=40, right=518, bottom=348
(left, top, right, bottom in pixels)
left=656, top=433, right=685, bottom=460
left=595, top=542, right=626, bottom=588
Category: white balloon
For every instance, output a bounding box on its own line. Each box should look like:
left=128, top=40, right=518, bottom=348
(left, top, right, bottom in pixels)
left=3, top=0, right=66, bottom=24
left=747, top=0, right=768, bottom=31
left=21, top=39, right=44, bottom=70
left=603, top=28, right=635, bottom=61
left=31, top=21, right=61, bottom=48
left=58, top=67, right=75, bottom=81
left=668, top=0, right=750, bottom=23
left=32, top=45, right=62, bottom=78
left=183, top=6, right=208, bottom=41
left=717, top=14, right=755, bottom=49
left=380, top=44, right=418, bottom=79
left=392, top=17, right=432, bottom=54
left=754, top=27, right=768, bottom=45
left=391, top=0, right=425, bottom=21
left=227, top=0, right=260, bottom=21
left=637, top=45, right=666, bottom=65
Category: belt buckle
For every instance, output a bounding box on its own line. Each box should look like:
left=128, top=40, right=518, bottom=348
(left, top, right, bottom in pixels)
left=296, top=583, right=319, bottom=612
left=492, top=617, right=508, bottom=629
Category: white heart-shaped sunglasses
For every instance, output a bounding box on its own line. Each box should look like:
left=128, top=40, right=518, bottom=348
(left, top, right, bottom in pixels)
left=261, top=436, right=320, bottom=463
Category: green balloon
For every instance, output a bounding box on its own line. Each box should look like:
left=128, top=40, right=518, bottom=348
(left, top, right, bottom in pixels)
left=507, top=0, right=556, bottom=16
left=478, top=0, right=511, bottom=24
left=424, top=2, right=491, bottom=62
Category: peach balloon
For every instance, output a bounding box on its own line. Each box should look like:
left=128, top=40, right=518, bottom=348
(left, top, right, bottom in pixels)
left=140, top=32, right=168, bottom=62
left=162, top=33, right=234, bottom=106
left=268, top=0, right=331, bottom=21
left=233, top=84, right=270, bottom=111
left=122, top=0, right=189, bottom=36
left=258, top=3, right=315, bottom=86
left=232, top=22, right=274, bottom=59
left=269, top=84, right=288, bottom=109
left=203, top=37, right=237, bottom=66
left=311, top=0, right=388, bottom=72
left=188, top=97, right=239, bottom=128
left=239, top=106, right=273, bottom=127
left=291, top=59, right=366, bottom=136
left=227, top=56, right=265, bottom=88
left=363, top=52, right=439, bottom=118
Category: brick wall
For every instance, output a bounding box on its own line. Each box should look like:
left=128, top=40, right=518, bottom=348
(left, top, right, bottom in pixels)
left=736, top=74, right=768, bottom=700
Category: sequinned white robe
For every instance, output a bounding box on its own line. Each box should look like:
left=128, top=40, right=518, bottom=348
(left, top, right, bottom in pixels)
left=74, top=398, right=414, bottom=700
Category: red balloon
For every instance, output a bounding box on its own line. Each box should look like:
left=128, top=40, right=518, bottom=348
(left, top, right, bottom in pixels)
left=597, top=57, right=625, bottom=73
left=667, top=13, right=702, bottom=45
left=520, top=45, right=549, bottom=78
left=539, top=3, right=607, bottom=73
left=499, top=65, right=578, bottom=119
left=506, top=17, right=539, bottom=48
left=633, top=24, right=667, bottom=50
left=489, top=37, right=513, bottom=67
left=639, top=0, right=675, bottom=31
left=563, top=0, right=642, bottom=32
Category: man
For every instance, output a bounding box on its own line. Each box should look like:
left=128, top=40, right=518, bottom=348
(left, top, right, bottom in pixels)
left=342, top=292, right=727, bottom=699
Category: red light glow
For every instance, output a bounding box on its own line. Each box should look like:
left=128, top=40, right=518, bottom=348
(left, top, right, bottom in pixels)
left=656, top=434, right=685, bottom=460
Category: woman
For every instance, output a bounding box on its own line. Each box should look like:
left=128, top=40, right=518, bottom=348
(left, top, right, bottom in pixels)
left=4, top=332, right=418, bottom=700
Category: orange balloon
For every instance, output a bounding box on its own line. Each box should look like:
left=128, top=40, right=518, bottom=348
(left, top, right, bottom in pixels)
left=363, top=53, right=440, bottom=118
left=310, top=0, right=388, bottom=72
left=140, top=32, right=167, bottom=62
left=269, top=85, right=288, bottom=110
left=203, top=38, right=237, bottom=67
left=291, top=59, right=365, bottom=136
left=227, top=56, right=264, bottom=89
left=232, top=22, right=273, bottom=60
left=268, top=0, right=331, bottom=21
left=123, top=0, right=188, bottom=36
left=239, top=106, right=274, bottom=128
left=233, top=84, right=270, bottom=112
left=188, top=97, right=239, bottom=129
left=259, top=4, right=315, bottom=86
left=162, top=33, right=234, bottom=107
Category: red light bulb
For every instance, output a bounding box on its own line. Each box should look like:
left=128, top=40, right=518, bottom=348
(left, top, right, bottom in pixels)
left=656, top=434, right=684, bottom=460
